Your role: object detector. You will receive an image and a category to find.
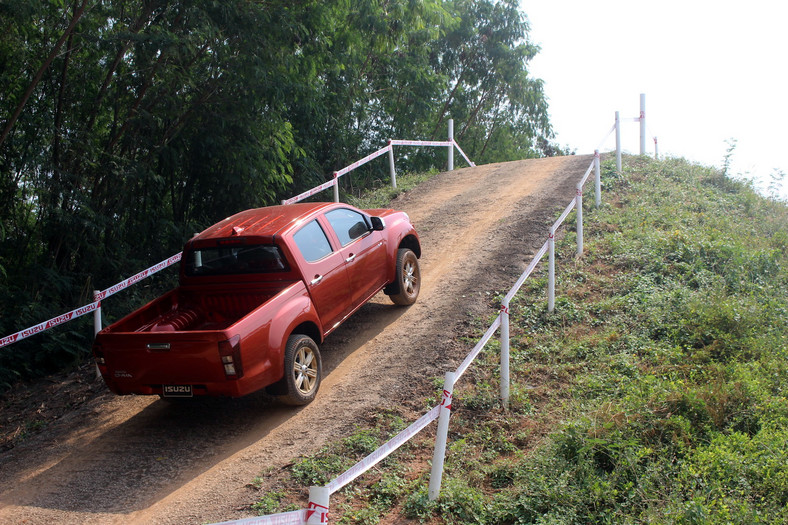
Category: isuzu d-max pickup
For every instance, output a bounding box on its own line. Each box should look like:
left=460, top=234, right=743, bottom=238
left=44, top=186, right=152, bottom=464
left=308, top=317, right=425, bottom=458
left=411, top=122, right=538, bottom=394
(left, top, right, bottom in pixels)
left=93, top=202, right=420, bottom=405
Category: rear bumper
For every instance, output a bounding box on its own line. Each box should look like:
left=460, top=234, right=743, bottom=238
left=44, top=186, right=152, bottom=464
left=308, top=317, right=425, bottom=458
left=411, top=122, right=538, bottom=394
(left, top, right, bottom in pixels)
left=101, top=367, right=275, bottom=398
left=105, top=378, right=249, bottom=398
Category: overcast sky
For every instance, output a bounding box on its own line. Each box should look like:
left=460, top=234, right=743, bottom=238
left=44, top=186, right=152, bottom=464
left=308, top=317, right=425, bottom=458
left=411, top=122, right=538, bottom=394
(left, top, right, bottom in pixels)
left=523, top=0, right=788, bottom=198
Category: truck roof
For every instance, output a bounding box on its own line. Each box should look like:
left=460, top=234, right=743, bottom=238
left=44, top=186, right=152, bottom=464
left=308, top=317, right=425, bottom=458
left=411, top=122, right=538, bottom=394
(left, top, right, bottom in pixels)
left=192, top=203, right=336, bottom=243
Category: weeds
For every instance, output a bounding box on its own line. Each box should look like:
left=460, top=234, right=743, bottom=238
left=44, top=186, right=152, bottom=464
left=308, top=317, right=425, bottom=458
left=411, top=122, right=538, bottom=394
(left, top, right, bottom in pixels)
left=252, top=155, right=788, bottom=523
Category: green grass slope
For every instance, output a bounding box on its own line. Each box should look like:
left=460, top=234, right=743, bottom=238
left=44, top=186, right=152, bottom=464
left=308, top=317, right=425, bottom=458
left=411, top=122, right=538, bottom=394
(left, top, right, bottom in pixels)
left=260, top=156, right=788, bottom=524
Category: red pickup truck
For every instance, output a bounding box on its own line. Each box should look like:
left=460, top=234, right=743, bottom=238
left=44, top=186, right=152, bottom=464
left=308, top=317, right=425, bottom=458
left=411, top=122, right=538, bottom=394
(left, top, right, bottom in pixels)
left=92, top=202, right=420, bottom=405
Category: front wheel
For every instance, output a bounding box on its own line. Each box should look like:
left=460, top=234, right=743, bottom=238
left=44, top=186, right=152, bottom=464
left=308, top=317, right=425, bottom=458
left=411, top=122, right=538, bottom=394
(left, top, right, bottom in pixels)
left=389, top=248, right=420, bottom=305
left=277, top=334, right=322, bottom=406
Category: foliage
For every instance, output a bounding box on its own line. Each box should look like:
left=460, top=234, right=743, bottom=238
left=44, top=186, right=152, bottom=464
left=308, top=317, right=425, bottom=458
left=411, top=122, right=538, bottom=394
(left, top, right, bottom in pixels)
left=0, top=0, right=557, bottom=387
left=270, top=155, right=788, bottom=523
left=457, top=156, right=788, bottom=524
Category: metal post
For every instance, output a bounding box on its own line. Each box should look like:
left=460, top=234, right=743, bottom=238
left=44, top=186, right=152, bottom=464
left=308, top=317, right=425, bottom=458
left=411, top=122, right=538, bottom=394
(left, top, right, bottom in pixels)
left=500, top=301, right=510, bottom=409
left=576, top=186, right=583, bottom=256
left=93, top=290, right=102, bottom=337
left=388, top=140, right=397, bottom=189
left=594, top=149, right=601, bottom=207
left=548, top=228, right=555, bottom=312
left=639, top=93, right=646, bottom=155
left=93, top=290, right=102, bottom=378
left=428, top=371, right=456, bottom=501
left=307, top=486, right=330, bottom=524
left=447, top=119, right=454, bottom=171
left=332, top=172, right=339, bottom=203
left=615, top=111, right=622, bottom=174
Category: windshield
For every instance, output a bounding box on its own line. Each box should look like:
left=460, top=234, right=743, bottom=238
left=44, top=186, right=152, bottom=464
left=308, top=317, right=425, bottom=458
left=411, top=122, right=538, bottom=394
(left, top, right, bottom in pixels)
left=184, top=244, right=289, bottom=276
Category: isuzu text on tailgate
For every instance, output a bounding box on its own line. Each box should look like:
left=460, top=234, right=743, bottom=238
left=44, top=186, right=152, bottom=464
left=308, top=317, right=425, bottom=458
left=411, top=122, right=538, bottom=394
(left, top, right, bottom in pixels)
left=93, top=202, right=420, bottom=405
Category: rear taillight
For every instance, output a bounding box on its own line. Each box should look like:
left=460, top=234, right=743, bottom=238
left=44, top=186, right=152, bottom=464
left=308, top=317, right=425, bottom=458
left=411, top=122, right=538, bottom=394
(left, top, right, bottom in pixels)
left=218, top=335, right=243, bottom=379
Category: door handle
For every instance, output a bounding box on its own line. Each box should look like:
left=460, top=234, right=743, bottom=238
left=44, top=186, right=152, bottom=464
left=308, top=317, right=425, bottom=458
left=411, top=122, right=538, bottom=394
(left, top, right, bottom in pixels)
left=345, top=253, right=356, bottom=263
left=310, top=275, right=323, bottom=285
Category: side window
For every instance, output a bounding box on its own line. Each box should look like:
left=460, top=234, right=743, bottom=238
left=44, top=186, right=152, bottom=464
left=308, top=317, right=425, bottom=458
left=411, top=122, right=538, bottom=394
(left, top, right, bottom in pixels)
left=325, top=208, right=369, bottom=247
left=293, top=220, right=333, bottom=263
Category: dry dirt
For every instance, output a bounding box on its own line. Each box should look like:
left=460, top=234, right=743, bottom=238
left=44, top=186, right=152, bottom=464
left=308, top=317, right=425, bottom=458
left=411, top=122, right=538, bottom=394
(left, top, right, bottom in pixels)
left=0, top=154, right=595, bottom=524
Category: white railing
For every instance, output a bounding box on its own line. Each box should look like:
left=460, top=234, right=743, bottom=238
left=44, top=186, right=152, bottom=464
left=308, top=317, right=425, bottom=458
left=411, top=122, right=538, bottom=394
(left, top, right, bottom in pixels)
left=209, top=95, right=655, bottom=524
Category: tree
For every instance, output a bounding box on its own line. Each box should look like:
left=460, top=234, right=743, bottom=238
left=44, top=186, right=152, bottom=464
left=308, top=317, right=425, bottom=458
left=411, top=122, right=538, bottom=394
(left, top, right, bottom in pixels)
left=0, top=0, right=557, bottom=387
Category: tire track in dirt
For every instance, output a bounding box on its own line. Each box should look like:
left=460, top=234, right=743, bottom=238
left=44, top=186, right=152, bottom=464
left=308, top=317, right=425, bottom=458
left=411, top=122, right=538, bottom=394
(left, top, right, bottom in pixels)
left=0, top=155, right=594, bottom=524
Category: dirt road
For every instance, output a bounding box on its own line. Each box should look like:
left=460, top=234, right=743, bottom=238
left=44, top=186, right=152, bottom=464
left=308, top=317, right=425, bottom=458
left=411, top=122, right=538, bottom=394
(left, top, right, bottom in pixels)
left=0, top=154, right=594, bottom=524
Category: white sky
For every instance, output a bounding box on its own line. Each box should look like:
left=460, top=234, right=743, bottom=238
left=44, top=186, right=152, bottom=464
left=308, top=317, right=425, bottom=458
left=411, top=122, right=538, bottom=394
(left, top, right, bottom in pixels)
left=524, top=0, right=788, bottom=199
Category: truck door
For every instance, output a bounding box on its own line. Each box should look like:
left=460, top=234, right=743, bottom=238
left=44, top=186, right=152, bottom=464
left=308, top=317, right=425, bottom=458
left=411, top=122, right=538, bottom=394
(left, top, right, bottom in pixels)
left=292, top=219, right=352, bottom=332
left=323, top=208, right=388, bottom=306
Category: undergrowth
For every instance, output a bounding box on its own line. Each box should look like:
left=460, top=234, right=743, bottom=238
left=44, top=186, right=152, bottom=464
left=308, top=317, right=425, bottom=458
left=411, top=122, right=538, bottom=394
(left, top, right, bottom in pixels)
left=254, top=155, right=788, bottom=524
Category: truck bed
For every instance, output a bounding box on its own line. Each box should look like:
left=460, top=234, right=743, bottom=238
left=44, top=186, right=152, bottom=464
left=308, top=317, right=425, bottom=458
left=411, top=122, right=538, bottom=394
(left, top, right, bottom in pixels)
left=108, top=281, right=296, bottom=333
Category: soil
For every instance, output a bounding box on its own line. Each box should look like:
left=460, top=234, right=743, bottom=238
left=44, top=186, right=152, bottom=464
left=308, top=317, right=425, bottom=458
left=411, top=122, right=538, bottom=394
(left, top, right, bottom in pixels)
left=0, top=154, right=595, bottom=524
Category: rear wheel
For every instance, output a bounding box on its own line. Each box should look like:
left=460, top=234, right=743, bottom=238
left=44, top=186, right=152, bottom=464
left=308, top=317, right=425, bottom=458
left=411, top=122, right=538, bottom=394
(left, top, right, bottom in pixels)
left=278, top=334, right=322, bottom=405
left=389, top=248, right=420, bottom=305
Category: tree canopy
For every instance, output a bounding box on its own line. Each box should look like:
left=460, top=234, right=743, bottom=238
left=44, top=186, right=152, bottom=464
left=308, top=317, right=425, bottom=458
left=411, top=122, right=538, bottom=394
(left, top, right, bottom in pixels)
left=0, top=0, right=556, bottom=385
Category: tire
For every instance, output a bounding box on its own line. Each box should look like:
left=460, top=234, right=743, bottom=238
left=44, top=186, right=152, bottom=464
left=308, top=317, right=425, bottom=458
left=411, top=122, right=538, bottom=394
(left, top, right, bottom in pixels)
left=389, top=248, right=420, bottom=305
left=277, top=334, right=322, bottom=406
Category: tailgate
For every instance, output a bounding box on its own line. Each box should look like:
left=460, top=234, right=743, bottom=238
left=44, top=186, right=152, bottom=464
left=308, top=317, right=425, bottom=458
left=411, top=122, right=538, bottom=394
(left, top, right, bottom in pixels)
left=95, top=331, right=230, bottom=393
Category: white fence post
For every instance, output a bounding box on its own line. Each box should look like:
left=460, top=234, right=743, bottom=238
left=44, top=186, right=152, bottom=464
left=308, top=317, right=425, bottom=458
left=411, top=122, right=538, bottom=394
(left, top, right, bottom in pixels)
left=93, top=289, right=102, bottom=378
left=307, top=486, right=330, bottom=524
left=332, top=172, right=339, bottom=203
left=548, top=228, right=555, bottom=312
left=93, top=290, right=102, bottom=337
left=388, top=140, right=397, bottom=189
left=639, top=93, right=646, bottom=155
left=576, top=185, right=583, bottom=256
left=428, top=371, right=455, bottom=501
left=615, top=111, right=622, bottom=174
left=447, top=119, right=454, bottom=171
left=594, top=149, right=601, bottom=207
left=500, top=300, right=510, bottom=409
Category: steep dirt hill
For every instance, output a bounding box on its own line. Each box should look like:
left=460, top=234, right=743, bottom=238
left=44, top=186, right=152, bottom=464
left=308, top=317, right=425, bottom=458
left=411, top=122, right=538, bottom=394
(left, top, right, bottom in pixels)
left=0, top=154, right=595, bottom=524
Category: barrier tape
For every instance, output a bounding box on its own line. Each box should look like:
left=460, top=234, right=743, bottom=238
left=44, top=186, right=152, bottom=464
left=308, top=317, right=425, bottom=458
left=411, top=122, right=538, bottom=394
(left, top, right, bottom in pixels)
left=389, top=139, right=451, bottom=147
left=453, top=140, right=475, bottom=167
left=209, top=509, right=307, bottom=525
left=334, top=145, right=392, bottom=178
left=452, top=140, right=476, bottom=167
left=282, top=179, right=337, bottom=206
left=95, top=253, right=182, bottom=302
left=0, top=252, right=182, bottom=349
left=326, top=404, right=441, bottom=494
left=595, top=122, right=617, bottom=152
left=454, top=314, right=502, bottom=381
left=0, top=301, right=100, bottom=349
left=503, top=240, right=549, bottom=304
left=552, top=198, right=577, bottom=233
left=389, top=139, right=476, bottom=167
left=577, top=159, right=596, bottom=188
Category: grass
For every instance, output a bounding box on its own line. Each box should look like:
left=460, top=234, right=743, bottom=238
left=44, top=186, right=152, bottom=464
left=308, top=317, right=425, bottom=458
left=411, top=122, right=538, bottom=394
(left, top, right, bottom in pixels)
left=252, top=155, right=788, bottom=523
left=344, top=169, right=439, bottom=210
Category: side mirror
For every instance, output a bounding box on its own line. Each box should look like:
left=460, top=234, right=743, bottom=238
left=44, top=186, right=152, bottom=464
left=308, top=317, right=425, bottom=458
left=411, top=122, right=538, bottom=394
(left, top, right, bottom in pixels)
left=370, top=216, right=385, bottom=231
